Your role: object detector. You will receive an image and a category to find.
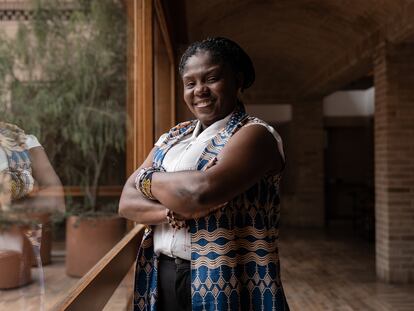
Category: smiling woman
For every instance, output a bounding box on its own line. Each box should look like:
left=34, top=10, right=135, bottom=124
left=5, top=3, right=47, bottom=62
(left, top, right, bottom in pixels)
left=181, top=52, right=240, bottom=127
left=119, top=37, right=289, bottom=311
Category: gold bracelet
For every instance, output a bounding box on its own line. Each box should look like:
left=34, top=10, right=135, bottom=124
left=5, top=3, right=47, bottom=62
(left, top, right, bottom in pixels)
left=134, top=166, right=165, bottom=200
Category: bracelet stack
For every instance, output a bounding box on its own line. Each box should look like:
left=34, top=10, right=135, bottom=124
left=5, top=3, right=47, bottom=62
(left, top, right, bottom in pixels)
left=135, top=166, right=187, bottom=229
left=3, top=169, right=34, bottom=200
left=166, top=209, right=187, bottom=229
left=134, top=166, right=165, bottom=200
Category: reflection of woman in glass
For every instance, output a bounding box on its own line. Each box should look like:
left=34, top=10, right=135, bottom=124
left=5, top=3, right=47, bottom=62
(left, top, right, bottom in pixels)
left=120, top=37, right=289, bottom=310
left=0, top=121, right=65, bottom=289
left=0, top=122, right=64, bottom=213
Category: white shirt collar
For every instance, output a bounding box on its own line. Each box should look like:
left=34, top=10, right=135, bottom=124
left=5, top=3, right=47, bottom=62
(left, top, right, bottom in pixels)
left=192, top=113, right=232, bottom=140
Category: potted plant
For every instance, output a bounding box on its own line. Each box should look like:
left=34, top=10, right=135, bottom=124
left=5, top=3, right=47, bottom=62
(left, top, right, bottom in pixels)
left=0, top=0, right=128, bottom=277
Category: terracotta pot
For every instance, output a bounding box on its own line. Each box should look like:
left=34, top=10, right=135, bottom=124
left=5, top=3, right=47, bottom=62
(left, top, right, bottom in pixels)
left=0, top=226, right=32, bottom=289
left=65, top=215, right=126, bottom=277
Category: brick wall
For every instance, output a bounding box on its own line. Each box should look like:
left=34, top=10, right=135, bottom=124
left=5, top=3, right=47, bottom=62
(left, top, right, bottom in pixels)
left=281, top=100, right=325, bottom=227
left=374, top=41, right=414, bottom=283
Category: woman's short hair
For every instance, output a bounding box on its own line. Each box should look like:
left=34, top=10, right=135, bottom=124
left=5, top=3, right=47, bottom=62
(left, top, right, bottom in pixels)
left=178, top=37, right=255, bottom=91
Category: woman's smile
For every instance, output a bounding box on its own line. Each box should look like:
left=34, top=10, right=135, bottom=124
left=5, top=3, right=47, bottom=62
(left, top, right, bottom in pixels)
left=194, top=99, right=215, bottom=108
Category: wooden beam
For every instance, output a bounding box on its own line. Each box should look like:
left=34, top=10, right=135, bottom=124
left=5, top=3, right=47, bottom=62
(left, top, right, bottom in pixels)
left=53, top=224, right=145, bottom=311
left=126, top=0, right=154, bottom=176
left=26, top=186, right=123, bottom=197
left=154, top=0, right=176, bottom=132
left=63, top=186, right=123, bottom=197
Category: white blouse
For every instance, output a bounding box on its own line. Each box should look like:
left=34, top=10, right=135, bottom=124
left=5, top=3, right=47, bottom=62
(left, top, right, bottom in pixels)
left=0, top=134, right=41, bottom=171
left=153, top=115, right=283, bottom=260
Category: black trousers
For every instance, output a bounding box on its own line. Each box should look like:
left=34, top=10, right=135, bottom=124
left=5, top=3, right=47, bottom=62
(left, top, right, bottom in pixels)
left=158, top=254, right=192, bottom=311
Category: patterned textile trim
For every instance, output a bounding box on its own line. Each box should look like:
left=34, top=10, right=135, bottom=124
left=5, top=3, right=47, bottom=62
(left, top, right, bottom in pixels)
left=153, top=120, right=198, bottom=166
left=0, top=122, right=34, bottom=200
left=134, top=229, right=158, bottom=311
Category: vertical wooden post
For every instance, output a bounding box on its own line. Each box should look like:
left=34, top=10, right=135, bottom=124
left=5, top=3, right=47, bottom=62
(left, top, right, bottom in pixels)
left=126, top=0, right=154, bottom=175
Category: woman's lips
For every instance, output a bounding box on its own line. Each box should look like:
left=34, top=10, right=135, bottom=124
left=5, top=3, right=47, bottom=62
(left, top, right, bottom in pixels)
left=194, top=100, right=213, bottom=108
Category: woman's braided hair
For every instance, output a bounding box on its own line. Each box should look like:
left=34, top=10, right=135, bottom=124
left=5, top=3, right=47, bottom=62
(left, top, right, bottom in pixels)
left=178, top=37, right=255, bottom=91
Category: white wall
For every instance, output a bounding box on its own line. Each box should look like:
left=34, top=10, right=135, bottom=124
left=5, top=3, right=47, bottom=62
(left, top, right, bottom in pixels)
left=245, top=104, right=292, bottom=123
left=245, top=87, right=375, bottom=123
left=323, top=87, right=374, bottom=117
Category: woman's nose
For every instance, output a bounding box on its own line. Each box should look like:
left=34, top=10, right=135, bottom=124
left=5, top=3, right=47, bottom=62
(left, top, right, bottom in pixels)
left=194, top=83, right=209, bottom=96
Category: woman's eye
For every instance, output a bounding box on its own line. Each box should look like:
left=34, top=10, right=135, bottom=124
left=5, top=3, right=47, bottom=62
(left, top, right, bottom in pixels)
left=185, top=82, right=195, bottom=88
left=207, top=77, right=217, bottom=83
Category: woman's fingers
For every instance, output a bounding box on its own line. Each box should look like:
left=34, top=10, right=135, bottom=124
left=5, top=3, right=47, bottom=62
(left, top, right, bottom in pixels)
left=204, top=157, right=218, bottom=170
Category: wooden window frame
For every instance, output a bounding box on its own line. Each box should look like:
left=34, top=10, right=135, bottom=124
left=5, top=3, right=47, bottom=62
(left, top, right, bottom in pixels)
left=126, top=0, right=175, bottom=175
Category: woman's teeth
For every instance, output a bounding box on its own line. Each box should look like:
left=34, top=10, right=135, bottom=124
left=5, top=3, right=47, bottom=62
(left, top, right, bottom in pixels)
left=195, top=101, right=212, bottom=108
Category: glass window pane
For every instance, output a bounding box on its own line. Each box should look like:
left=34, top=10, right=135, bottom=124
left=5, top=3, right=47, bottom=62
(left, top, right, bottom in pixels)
left=0, top=0, right=127, bottom=309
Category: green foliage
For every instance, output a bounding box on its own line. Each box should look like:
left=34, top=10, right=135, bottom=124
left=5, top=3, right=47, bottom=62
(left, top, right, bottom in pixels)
left=0, top=0, right=127, bottom=214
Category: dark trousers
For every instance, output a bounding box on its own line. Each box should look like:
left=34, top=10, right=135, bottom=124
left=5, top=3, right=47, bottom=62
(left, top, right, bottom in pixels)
left=158, top=254, right=191, bottom=311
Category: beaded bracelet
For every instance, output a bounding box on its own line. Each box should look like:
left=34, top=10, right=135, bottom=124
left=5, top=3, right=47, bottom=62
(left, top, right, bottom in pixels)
left=134, top=166, right=165, bottom=200
left=3, top=169, right=34, bottom=200
left=166, top=209, right=187, bottom=229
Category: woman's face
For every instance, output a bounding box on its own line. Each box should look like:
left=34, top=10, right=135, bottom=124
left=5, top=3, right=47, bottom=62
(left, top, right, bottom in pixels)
left=181, top=51, right=240, bottom=128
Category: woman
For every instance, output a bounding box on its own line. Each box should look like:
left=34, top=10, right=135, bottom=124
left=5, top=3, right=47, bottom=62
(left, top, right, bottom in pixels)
left=0, top=122, right=64, bottom=286
left=119, top=37, right=289, bottom=311
left=0, top=122, right=65, bottom=213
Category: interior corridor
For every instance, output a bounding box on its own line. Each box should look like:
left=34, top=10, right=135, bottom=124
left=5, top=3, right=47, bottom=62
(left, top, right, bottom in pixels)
left=280, top=229, right=414, bottom=311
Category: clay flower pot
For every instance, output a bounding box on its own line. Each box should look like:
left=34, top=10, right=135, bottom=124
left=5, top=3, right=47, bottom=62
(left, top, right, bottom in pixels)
left=65, top=215, right=126, bottom=277
left=0, top=226, right=32, bottom=289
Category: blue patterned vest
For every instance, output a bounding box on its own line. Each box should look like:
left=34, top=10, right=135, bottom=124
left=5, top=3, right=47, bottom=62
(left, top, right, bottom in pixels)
left=134, top=105, right=289, bottom=311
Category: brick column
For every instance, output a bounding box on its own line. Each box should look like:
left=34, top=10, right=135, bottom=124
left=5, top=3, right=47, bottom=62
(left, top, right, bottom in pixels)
left=374, top=41, right=414, bottom=283
left=282, top=100, right=325, bottom=227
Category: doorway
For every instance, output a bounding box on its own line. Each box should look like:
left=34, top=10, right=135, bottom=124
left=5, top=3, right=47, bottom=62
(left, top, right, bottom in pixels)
left=324, top=118, right=375, bottom=240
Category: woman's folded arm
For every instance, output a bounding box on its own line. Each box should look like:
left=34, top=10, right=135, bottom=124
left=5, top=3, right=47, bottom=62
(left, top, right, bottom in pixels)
left=151, top=125, right=283, bottom=218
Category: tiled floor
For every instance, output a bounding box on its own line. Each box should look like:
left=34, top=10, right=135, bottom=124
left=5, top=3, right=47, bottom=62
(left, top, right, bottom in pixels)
left=1, top=229, right=413, bottom=310
left=279, top=228, right=414, bottom=311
